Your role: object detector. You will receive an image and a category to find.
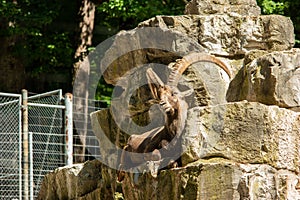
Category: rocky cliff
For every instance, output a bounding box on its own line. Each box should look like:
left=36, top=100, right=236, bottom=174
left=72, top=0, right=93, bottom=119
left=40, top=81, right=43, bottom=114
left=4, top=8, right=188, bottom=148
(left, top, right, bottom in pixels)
left=38, top=0, right=300, bottom=199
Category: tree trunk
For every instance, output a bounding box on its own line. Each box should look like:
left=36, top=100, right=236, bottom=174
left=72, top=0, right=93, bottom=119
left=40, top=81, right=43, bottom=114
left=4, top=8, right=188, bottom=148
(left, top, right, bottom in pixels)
left=73, top=0, right=95, bottom=163
left=0, top=0, right=26, bottom=93
left=74, top=0, right=95, bottom=75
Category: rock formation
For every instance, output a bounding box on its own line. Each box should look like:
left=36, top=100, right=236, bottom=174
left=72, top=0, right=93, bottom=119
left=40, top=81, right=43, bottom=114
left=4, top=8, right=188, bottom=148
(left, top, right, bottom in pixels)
left=38, top=0, right=300, bottom=199
left=37, top=160, right=116, bottom=200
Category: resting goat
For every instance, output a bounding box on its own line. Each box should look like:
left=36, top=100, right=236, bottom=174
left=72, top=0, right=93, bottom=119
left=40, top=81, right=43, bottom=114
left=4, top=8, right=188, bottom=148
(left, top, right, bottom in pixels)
left=117, top=52, right=231, bottom=182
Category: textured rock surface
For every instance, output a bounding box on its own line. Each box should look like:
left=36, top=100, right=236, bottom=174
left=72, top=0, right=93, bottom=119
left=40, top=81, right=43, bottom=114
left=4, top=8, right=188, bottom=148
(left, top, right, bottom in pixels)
left=91, top=102, right=300, bottom=172
left=185, top=0, right=261, bottom=16
left=139, top=15, right=294, bottom=56
left=181, top=58, right=231, bottom=106
left=89, top=102, right=300, bottom=199
left=37, top=160, right=116, bottom=200
left=182, top=101, right=300, bottom=171
left=102, top=15, right=294, bottom=85
left=101, top=28, right=204, bottom=85
left=122, top=158, right=300, bottom=200
left=90, top=108, right=125, bottom=170
left=227, top=49, right=300, bottom=110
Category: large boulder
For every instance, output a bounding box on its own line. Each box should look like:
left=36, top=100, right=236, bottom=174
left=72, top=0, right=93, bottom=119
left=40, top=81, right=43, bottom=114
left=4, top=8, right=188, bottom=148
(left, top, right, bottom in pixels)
left=182, top=101, right=300, bottom=172
left=139, top=15, right=294, bottom=57
left=101, top=28, right=204, bottom=85
left=37, top=160, right=116, bottom=200
left=227, top=49, right=300, bottom=111
left=90, top=108, right=125, bottom=170
left=40, top=0, right=300, bottom=199
left=91, top=101, right=300, bottom=172
left=90, top=102, right=300, bottom=200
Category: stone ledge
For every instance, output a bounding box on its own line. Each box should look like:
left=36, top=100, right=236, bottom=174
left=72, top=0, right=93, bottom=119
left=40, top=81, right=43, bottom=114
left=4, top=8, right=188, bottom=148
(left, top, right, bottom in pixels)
left=122, top=158, right=300, bottom=200
left=182, top=101, right=300, bottom=172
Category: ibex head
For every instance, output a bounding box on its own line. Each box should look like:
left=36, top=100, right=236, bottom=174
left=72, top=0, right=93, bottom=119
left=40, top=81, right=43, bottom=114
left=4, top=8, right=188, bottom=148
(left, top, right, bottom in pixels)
left=145, top=52, right=231, bottom=138
left=146, top=68, right=179, bottom=116
left=145, top=52, right=231, bottom=118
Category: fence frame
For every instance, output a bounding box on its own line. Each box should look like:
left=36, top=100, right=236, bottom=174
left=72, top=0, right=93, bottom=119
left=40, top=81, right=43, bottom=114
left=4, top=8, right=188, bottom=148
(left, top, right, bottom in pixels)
left=0, top=89, right=107, bottom=199
left=0, top=89, right=74, bottom=199
left=64, top=93, right=73, bottom=166
left=25, top=89, right=74, bottom=198
left=0, top=92, right=23, bottom=200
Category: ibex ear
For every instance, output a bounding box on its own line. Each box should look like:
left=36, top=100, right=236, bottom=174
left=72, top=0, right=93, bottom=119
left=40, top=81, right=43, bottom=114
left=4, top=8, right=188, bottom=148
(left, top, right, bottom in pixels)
left=146, top=68, right=164, bottom=100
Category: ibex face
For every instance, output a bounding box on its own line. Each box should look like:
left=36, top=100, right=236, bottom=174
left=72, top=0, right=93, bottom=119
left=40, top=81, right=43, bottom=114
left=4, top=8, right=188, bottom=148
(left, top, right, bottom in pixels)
left=146, top=69, right=180, bottom=117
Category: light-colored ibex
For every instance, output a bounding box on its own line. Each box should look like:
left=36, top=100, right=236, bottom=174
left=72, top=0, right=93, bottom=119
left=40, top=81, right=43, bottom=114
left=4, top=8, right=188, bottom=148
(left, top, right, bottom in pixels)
left=117, top=52, right=231, bottom=182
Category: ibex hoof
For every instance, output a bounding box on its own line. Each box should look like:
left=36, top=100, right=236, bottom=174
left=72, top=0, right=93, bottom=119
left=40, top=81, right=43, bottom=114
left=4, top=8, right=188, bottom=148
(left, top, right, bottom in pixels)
left=117, top=170, right=125, bottom=182
left=117, top=164, right=126, bottom=182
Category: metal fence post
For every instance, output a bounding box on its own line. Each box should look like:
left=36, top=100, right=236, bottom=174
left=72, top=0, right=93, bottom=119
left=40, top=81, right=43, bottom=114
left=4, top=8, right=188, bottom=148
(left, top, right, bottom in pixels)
left=64, top=93, right=73, bottom=166
left=22, top=89, right=29, bottom=200
left=29, top=132, right=33, bottom=200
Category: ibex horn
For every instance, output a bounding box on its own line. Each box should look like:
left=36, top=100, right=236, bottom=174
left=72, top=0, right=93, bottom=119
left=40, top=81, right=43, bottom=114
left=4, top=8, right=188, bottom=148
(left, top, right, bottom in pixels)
left=168, top=52, right=231, bottom=86
left=146, top=68, right=165, bottom=100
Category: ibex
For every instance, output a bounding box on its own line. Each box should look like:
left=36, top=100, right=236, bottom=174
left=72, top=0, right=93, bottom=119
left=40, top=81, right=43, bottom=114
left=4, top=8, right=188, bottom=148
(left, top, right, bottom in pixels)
left=117, top=52, right=231, bottom=182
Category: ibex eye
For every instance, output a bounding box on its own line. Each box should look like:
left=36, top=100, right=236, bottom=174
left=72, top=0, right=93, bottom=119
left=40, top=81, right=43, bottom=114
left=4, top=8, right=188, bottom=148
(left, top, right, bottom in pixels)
left=160, top=102, right=166, bottom=106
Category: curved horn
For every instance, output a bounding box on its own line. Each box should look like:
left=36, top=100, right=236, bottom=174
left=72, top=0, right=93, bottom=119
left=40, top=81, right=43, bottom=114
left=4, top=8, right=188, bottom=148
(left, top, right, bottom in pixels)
left=167, top=52, right=231, bottom=86
left=146, top=68, right=165, bottom=100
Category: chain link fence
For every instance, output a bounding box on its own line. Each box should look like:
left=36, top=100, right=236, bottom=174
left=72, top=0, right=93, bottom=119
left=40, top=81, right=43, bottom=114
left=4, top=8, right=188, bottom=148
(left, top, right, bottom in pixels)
left=27, top=90, right=66, bottom=198
left=0, top=93, right=22, bottom=200
left=0, top=90, right=105, bottom=199
left=73, top=97, right=105, bottom=163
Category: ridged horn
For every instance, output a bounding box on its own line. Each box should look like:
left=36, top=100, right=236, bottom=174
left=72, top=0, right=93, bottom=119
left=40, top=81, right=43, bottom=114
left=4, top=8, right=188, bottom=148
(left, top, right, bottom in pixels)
left=167, top=52, right=231, bottom=86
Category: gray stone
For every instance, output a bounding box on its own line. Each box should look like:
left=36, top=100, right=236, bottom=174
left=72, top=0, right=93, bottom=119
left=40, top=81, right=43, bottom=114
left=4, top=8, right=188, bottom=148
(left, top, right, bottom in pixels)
left=122, top=158, right=300, bottom=200
left=227, top=49, right=300, bottom=110
left=139, top=15, right=294, bottom=57
left=102, top=14, right=294, bottom=86
left=101, top=27, right=204, bottom=85
left=181, top=57, right=231, bottom=106
left=37, top=160, right=115, bottom=200
left=185, top=0, right=261, bottom=16
left=90, top=108, right=126, bottom=170
left=39, top=1, right=300, bottom=199
left=182, top=101, right=300, bottom=172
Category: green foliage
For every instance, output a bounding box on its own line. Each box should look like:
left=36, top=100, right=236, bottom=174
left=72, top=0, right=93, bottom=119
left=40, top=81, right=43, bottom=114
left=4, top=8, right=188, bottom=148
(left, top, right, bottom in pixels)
left=95, top=77, right=113, bottom=106
left=21, top=33, right=74, bottom=76
left=96, top=0, right=185, bottom=32
left=0, top=0, right=61, bottom=35
left=0, top=0, right=74, bottom=77
left=114, top=192, right=124, bottom=200
left=257, top=0, right=287, bottom=14
left=257, top=0, right=300, bottom=46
